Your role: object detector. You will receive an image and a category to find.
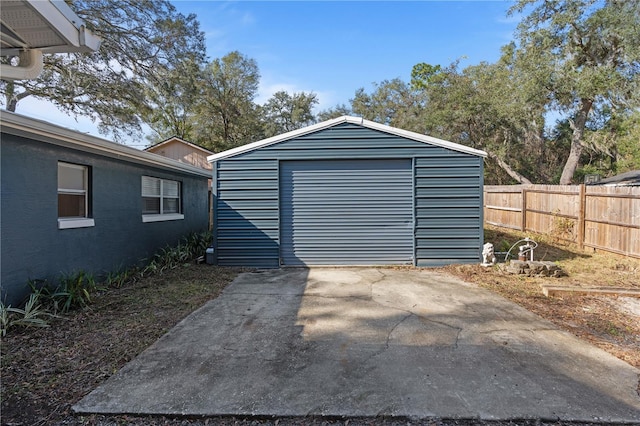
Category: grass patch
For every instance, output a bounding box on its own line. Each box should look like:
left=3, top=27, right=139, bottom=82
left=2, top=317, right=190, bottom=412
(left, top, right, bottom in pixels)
left=1, top=264, right=242, bottom=425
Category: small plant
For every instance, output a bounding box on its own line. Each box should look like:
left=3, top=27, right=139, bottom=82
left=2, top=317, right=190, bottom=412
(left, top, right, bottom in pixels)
left=35, top=271, right=98, bottom=314
left=550, top=210, right=575, bottom=243
left=139, top=231, right=212, bottom=278
left=106, top=267, right=136, bottom=289
left=1, top=291, right=52, bottom=336
left=57, top=270, right=98, bottom=312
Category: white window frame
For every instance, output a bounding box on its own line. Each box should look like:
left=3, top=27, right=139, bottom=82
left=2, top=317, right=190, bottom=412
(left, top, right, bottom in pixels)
left=57, top=162, right=95, bottom=229
left=141, top=176, right=184, bottom=223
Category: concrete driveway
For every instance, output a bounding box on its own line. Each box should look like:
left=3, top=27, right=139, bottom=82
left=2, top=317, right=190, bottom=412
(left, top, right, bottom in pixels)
left=74, top=268, right=640, bottom=422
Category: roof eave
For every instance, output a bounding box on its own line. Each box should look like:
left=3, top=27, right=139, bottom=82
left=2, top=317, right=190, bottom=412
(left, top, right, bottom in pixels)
left=0, top=111, right=210, bottom=178
left=207, top=116, right=487, bottom=163
left=146, top=137, right=215, bottom=156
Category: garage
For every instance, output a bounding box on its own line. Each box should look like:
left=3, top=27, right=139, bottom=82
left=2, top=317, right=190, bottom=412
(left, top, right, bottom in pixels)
left=208, top=116, right=486, bottom=268
left=280, top=159, right=413, bottom=265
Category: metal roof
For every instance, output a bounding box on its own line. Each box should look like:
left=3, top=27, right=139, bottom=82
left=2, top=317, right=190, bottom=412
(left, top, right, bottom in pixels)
left=1, top=111, right=211, bottom=178
left=207, top=116, right=487, bottom=162
left=592, top=170, right=640, bottom=186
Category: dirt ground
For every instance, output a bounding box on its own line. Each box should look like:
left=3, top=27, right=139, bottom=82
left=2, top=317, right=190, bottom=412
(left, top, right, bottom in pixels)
left=2, top=231, right=639, bottom=425
left=441, top=226, right=640, bottom=369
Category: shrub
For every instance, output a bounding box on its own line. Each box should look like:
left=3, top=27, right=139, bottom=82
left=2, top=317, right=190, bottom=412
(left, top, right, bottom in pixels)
left=0, top=290, right=52, bottom=336
left=36, top=271, right=98, bottom=314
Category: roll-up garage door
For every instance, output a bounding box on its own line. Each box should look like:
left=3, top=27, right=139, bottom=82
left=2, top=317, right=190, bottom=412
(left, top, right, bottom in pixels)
left=280, top=159, right=413, bottom=265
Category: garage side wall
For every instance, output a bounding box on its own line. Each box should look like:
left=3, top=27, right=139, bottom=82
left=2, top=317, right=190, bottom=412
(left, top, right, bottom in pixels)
left=213, top=123, right=483, bottom=267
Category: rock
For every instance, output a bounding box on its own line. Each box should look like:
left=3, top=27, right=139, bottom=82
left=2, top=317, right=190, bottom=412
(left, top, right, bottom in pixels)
left=505, top=260, right=566, bottom=277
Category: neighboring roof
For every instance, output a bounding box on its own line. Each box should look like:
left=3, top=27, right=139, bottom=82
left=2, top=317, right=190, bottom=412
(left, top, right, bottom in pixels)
left=0, top=111, right=210, bottom=178
left=593, top=170, right=640, bottom=186
left=1, top=0, right=101, bottom=80
left=207, top=116, right=487, bottom=163
left=145, top=136, right=214, bottom=156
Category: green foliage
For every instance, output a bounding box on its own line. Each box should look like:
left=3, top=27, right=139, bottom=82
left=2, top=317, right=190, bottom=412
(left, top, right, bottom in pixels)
left=509, top=0, right=640, bottom=183
left=316, top=104, right=352, bottom=122
left=613, top=111, right=640, bottom=173
left=410, top=63, right=443, bottom=90
left=193, top=51, right=262, bottom=152
left=347, top=1, right=640, bottom=184
left=261, top=91, right=318, bottom=138
left=37, top=271, right=98, bottom=314
left=0, top=291, right=52, bottom=337
left=1, top=232, right=213, bottom=336
left=1, top=0, right=207, bottom=142
left=144, top=58, right=203, bottom=142
left=142, top=231, right=212, bottom=276
left=351, top=78, right=428, bottom=132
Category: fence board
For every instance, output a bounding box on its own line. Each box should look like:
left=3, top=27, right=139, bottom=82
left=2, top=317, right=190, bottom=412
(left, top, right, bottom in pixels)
left=484, top=184, right=640, bottom=258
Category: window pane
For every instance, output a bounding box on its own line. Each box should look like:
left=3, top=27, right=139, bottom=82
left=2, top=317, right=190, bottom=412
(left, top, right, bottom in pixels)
left=58, top=163, right=85, bottom=191
left=163, top=180, right=179, bottom=197
left=142, top=176, right=160, bottom=196
left=143, top=197, right=160, bottom=214
left=58, top=194, right=86, bottom=217
left=163, top=198, right=179, bottom=213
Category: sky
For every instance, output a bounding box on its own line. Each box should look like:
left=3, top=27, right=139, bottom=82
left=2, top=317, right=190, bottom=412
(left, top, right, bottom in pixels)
left=13, top=0, right=521, bottom=148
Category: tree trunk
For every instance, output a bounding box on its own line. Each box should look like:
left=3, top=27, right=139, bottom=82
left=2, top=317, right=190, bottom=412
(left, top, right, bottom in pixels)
left=4, top=82, right=31, bottom=112
left=5, top=82, right=16, bottom=111
left=559, top=99, right=593, bottom=185
left=487, top=151, right=532, bottom=184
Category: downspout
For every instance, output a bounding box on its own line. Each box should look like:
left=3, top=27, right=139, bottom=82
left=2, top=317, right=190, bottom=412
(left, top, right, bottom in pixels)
left=0, top=49, right=44, bottom=81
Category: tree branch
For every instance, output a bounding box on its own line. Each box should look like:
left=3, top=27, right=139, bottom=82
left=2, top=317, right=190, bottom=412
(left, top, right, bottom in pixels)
left=487, top=151, right=533, bottom=184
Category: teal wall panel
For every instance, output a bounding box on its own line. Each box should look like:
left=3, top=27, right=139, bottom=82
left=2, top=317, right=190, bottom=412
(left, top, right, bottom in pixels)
left=213, top=122, right=483, bottom=267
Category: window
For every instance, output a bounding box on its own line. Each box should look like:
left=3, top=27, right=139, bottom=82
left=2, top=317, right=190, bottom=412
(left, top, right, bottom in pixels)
left=142, top=176, right=183, bottom=222
left=58, top=162, right=94, bottom=229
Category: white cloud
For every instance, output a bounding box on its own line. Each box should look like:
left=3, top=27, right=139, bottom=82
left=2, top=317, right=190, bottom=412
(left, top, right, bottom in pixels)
left=256, top=82, right=298, bottom=104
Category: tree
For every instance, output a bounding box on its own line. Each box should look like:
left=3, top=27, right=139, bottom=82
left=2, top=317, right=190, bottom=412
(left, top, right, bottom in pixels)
left=192, top=51, right=262, bottom=152
left=261, top=91, right=318, bottom=137
left=144, top=58, right=203, bottom=142
left=350, top=78, right=428, bottom=133
left=510, top=0, right=640, bottom=184
left=317, top=104, right=352, bottom=121
left=0, top=0, right=206, bottom=141
left=409, top=56, right=554, bottom=184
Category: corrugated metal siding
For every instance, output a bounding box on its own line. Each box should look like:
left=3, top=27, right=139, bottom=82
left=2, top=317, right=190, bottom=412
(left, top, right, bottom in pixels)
left=214, top=123, right=483, bottom=267
left=414, top=157, right=483, bottom=266
left=215, top=160, right=279, bottom=267
left=280, top=159, right=413, bottom=265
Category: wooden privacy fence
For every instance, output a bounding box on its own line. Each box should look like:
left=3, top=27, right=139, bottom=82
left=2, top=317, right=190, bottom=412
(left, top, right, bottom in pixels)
left=484, top=184, right=640, bottom=258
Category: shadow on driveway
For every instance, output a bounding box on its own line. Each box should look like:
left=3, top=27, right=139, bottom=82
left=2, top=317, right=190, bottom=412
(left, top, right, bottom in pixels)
left=74, top=268, right=640, bottom=422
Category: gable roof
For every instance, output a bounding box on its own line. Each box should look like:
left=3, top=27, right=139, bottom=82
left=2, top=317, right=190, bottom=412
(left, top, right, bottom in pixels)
left=207, top=116, right=487, bottom=163
left=145, top=136, right=214, bottom=156
left=1, top=111, right=210, bottom=178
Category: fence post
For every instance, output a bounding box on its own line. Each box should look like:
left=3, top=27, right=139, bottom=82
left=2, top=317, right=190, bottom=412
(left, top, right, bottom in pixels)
left=521, top=186, right=527, bottom=232
left=577, top=184, right=586, bottom=250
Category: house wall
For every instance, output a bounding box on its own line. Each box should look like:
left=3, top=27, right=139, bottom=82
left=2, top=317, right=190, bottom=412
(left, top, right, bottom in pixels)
left=147, top=140, right=212, bottom=170
left=212, top=122, right=484, bottom=267
left=1, top=133, right=209, bottom=306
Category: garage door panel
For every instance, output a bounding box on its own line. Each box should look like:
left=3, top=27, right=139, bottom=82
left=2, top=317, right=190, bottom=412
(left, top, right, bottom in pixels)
left=280, top=159, right=413, bottom=265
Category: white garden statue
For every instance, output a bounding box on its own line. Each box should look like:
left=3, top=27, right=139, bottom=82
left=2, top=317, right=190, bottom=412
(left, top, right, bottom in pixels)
left=481, top=242, right=497, bottom=267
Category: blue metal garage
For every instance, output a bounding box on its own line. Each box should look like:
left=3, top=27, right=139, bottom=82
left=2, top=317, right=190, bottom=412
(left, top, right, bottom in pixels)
left=207, top=116, right=486, bottom=267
